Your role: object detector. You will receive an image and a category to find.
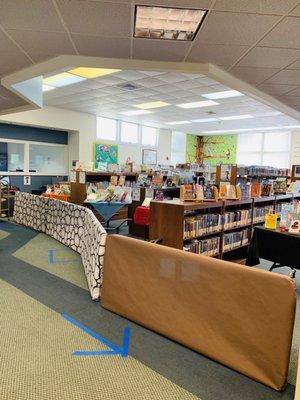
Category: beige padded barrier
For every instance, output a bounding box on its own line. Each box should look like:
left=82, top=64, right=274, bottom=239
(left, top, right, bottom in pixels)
left=13, top=192, right=107, bottom=300
left=101, top=235, right=296, bottom=391
left=296, top=350, right=300, bottom=399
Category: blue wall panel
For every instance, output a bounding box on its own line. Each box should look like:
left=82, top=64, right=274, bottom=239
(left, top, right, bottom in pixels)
left=0, top=123, right=68, bottom=144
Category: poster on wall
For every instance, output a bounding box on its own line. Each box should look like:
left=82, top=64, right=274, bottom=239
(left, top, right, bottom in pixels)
left=94, top=143, right=118, bottom=170
left=142, top=149, right=157, bottom=165
left=186, top=134, right=237, bottom=166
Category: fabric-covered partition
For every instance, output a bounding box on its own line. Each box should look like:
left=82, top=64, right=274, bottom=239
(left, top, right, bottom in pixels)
left=102, top=235, right=296, bottom=391
left=13, top=192, right=106, bottom=300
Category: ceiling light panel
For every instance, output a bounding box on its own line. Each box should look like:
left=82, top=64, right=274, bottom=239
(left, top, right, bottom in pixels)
left=42, top=84, right=56, bottom=92
left=177, top=100, right=219, bottom=109
left=219, top=114, right=253, bottom=121
left=43, top=72, right=86, bottom=88
left=202, top=90, right=244, bottom=100
left=134, top=5, right=207, bottom=41
left=121, top=110, right=152, bottom=116
left=166, top=121, right=191, bottom=125
left=134, top=101, right=170, bottom=109
left=69, top=67, right=121, bottom=79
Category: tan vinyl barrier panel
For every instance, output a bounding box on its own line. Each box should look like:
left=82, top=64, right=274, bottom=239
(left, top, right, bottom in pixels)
left=101, top=235, right=296, bottom=391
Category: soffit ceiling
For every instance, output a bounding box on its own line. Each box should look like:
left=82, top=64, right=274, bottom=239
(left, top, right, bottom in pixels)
left=43, top=68, right=300, bottom=133
left=0, top=0, right=299, bottom=116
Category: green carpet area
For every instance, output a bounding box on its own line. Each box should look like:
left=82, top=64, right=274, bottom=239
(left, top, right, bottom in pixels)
left=13, top=233, right=88, bottom=291
left=0, top=229, right=10, bottom=240
left=0, top=221, right=297, bottom=400
left=0, top=278, right=197, bottom=400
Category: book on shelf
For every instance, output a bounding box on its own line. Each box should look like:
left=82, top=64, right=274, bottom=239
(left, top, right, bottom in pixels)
left=183, top=213, right=222, bottom=239
left=273, top=177, right=287, bottom=194
left=250, top=182, right=262, bottom=198
left=252, top=205, right=274, bottom=223
left=183, top=236, right=220, bottom=257
left=289, top=219, right=300, bottom=234
left=223, top=229, right=249, bottom=251
left=223, top=209, right=251, bottom=230
left=261, top=179, right=274, bottom=196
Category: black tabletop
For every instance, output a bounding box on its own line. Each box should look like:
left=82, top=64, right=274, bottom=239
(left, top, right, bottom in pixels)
left=246, top=226, right=300, bottom=269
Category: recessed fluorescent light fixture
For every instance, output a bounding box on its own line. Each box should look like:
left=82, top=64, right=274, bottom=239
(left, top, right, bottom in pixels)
left=219, top=114, right=253, bottom=121
left=134, top=101, right=170, bottom=109
left=121, top=110, right=152, bottom=116
left=69, top=67, right=121, bottom=79
left=134, top=5, right=207, bottom=41
left=177, top=100, right=219, bottom=109
left=202, top=90, right=244, bottom=99
left=191, top=118, right=218, bottom=122
left=42, top=84, right=55, bottom=92
left=43, top=72, right=86, bottom=88
left=166, top=121, right=191, bottom=125
left=203, top=125, right=300, bottom=134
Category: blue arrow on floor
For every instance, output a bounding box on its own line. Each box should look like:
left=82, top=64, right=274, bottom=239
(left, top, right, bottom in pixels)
left=62, top=313, right=131, bottom=357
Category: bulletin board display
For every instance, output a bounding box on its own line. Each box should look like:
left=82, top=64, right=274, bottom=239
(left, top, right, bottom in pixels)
left=93, top=143, right=119, bottom=169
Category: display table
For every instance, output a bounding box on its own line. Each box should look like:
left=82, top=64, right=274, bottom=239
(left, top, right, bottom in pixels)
left=85, top=201, right=126, bottom=223
left=246, top=226, right=300, bottom=271
left=42, top=193, right=70, bottom=202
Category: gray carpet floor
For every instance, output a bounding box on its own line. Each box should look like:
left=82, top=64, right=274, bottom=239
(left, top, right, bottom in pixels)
left=0, top=220, right=298, bottom=400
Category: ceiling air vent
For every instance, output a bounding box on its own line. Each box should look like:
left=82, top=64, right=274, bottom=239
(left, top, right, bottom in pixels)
left=117, top=83, right=141, bottom=91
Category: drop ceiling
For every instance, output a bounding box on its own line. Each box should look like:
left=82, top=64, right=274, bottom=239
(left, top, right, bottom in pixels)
left=0, top=0, right=299, bottom=118
left=43, top=68, right=299, bottom=133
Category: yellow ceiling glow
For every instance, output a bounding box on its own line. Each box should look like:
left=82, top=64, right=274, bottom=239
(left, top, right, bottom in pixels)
left=69, top=67, right=121, bottom=79
left=134, top=101, right=170, bottom=109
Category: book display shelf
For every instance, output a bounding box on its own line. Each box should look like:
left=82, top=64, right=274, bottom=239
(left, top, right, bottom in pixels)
left=150, top=194, right=298, bottom=261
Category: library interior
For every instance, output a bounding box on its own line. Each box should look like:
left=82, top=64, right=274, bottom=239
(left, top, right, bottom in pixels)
left=1, top=1, right=300, bottom=400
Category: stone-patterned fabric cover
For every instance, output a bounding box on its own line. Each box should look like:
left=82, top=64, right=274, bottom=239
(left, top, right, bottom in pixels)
left=13, top=192, right=107, bottom=300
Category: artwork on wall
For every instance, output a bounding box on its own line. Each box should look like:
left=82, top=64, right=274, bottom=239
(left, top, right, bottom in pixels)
left=186, top=134, right=198, bottom=163
left=186, top=134, right=237, bottom=166
left=142, top=149, right=157, bottom=165
left=94, top=143, right=118, bottom=169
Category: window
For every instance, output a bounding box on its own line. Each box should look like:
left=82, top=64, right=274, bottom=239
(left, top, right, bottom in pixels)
left=237, top=131, right=291, bottom=168
left=29, top=144, right=68, bottom=174
left=97, top=117, right=117, bottom=141
left=0, top=142, right=25, bottom=172
left=120, top=122, right=138, bottom=144
left=171, top=131, right=186, bottom=165
left=141, top=126, right=158, bottom=146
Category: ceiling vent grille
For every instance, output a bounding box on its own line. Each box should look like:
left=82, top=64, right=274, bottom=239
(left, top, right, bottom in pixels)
left=117, top=83, right=141, bottom=91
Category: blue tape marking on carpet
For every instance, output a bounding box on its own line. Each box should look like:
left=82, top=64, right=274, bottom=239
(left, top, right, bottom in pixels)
left=48, top=249, right=56, bottom=264
left=48, top=249, right=79, bottom=265
left=62, top=313, right=131, bottom=357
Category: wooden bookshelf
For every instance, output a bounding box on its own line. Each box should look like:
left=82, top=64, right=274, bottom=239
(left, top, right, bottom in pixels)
left=150, top=194, right=296, bottom=260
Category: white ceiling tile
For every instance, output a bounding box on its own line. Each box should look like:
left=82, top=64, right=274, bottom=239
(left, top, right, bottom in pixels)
left=115, top=70, right=149, bottom=81
left=237, top=47, right=300, bottom=68
left=71, top=34, right=131, bottom=58
left=289, top=5, right=300, bottom=16
left=157, top=73, right=191, bottom=84
left=7, top=30, right=75, bottom=54
left=229, top=66, right=280, bottom=84
left=187, top=43, right=249, bottom=65
left=135, top=0, right=212, bottom=7
left=258, top=84, right=298, bottom=96
left=0, top=52, right=32, bottom=75
left=174, top=80, right=205, bottom=90
left=259, top=17, right=300, bottom=48
left=213, top=0, right=299, bottom=14
left=195, top=11, right=280, bottom=45
left=288, top=60, right=300, bottom=70
left=133, top=38, right=190, bottom=61
left=94, top=75, right=126, bottom=86
left=0, top=0, right=65, bottom=31
left=56, top=0, right=131, bottom=37
left=151, top=84, right=182, bottom=94
left=264, top=69, right=300, bottom=85
left=135, top=78, right=167, bottom=88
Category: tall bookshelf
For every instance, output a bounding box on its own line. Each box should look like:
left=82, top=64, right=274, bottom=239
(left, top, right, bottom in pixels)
left=150, top=194, right=296, bottom=261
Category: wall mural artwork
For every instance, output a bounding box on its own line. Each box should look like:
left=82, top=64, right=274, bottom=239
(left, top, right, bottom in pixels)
left=186, top=134, right=237, bottom=166
left=94, top=142, right=118, bottom=169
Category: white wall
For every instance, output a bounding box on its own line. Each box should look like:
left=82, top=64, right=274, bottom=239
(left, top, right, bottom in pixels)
left=290, top=130, right=300, bottom=166
left=0, top=106, right=172, bottom=167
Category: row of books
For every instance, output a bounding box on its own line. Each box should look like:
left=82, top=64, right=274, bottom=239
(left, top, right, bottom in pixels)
left=183, top=237, right=220, bottom=256
left=238, top=165, right=290, bottom=177
left=184, top=214, right=222, bottom=239
left=253, top=205, right=274, bottom=223
left=223, top=229, right=249, bottom=252
left=223, top=210, right=251, bottom=230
